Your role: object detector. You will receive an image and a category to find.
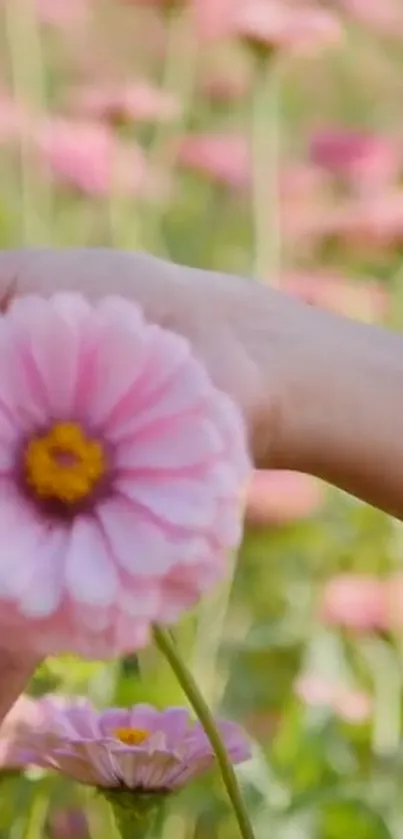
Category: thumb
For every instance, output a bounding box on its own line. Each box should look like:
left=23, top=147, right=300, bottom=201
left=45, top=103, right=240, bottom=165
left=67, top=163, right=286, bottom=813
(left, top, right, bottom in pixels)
left=0, top=650, right=39, bottom=726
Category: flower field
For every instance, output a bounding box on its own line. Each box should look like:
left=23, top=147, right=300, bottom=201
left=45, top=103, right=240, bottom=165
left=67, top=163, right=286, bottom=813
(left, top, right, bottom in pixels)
left=0, top=2, right=403, bottom=838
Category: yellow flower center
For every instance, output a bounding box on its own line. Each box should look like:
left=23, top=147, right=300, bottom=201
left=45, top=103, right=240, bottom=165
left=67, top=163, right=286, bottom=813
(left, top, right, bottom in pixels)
left=24, top=422, right=106, bottom=505
left=114, top=727, right=150, bottom=746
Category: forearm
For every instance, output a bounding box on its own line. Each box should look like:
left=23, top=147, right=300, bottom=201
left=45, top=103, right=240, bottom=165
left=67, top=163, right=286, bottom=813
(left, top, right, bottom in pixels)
left=268, top=292, right=403, bottom=519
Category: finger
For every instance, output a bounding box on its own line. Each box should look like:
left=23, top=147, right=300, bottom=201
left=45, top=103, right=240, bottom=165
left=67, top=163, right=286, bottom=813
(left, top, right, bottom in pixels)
left=0, top=650, right=39, bottom=726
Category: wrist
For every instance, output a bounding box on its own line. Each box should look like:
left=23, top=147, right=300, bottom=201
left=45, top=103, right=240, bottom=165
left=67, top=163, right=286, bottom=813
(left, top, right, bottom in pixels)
left=233, top=278, right=314, bottom=471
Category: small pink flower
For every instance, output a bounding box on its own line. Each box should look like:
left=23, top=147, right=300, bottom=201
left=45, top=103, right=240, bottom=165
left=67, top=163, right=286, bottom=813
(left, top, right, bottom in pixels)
left=337, top=0, right=403, bottom=36
left=193, top=0, right=237, bottom=41
left=34, top=118, right=149, bottom=196
left=383, top=574, right=403, bottom=631
left=246, top=470, right=323, bottom=526
left=0, top=294, right=250, bottom=658
left=283, top=272, right=389, bottom=323
left=310, top=129, right=400, bottom=196
left=18, top=697, right=250, bottom=789
left=195, top=0, right=341, bottom=51
left=201, top=65, right=250, bottom=103
left=71, top=80, right=181, bottom=124
left=0, top=94, right=32, bottom=146
left=48, top=809, right=89, bottom=839
left=295, top=675, right=371, bottom=723
left=178, top=133, right=249, bottom=188
left=333, top=688, right=372, bottom=723
left=34, top=0, right=89, bottom=27
left=319, top=574, right=387, bottom=632
left=229, top=1, right=342, bottom=54
left=295, top=675, right=335, bottom=708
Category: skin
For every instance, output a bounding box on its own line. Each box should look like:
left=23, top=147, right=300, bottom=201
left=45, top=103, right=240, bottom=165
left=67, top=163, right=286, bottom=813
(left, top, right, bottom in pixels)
left=0, top=245, right=402, bottom=718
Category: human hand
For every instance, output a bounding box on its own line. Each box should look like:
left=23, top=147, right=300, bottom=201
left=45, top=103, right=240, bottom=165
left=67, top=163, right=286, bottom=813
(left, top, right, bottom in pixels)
left=0, top=246, right=291, bottom=724
left=0, top=247, right=289, bottom=468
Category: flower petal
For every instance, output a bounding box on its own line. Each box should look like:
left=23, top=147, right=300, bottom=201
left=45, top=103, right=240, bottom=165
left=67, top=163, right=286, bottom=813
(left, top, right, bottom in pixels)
left=96, top=498, right=175, bottom=574
left=8, top=296, right=83, bottom=417
left=65, top=517, right=118, bottom=606
left=0, top=489, right=46, bottom=599
left=19, top=526, right=67, bottom=618
left=115, top=418, right=221, bottom=471
left=117, top=475, right=216, bottom=529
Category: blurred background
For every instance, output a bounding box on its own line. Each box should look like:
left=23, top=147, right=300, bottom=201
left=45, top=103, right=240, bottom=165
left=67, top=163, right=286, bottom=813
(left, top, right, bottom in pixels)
left=2, top=1, right=403, bottom=837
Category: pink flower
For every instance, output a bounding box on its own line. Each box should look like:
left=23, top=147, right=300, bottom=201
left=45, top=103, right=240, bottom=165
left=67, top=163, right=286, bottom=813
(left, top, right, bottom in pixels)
left=383, top=574, right=403, bottom=631
left=246, top=470, right=323, bottom=526
left=194, top=0, right=341, bottom=52
left=178, top=133, right=249, bottom=188
left=48, top=809, right=89, bottom=839
left=319, top=574, right=387, bottom=632
left=193, top=0, right=237, bottom=41
left=0, top=294, right=250, bottom=658
left=200, top=65, right=250, bottom=103
left=18, top=697, right=250, bottom=789
left=333, top=689, right=372, bottom=723
left=34, top=0, right=89, bottom=27
left=34, top=118, right=149, bottom=196
left=70, top=80, right=181, bottom=124
left=283, top=272, right=389, bottom=323
left=337, top=0, right=403, bottom=36
left=0, top=95, right=32, bottom=146
left=295, top=675, right=371, bottom=723
left=310, top=129, right=400, bottom=196
left=229, top=1, right=342, bottom=54
left=304, top=192, right=403, bottom=257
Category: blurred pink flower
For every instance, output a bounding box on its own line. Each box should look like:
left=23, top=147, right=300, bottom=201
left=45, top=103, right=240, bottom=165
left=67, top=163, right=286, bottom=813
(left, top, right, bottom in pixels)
left=284, top=190, right=403, bottom=258
left=34, top=0, right=89, bottom=27
left=0, top=95, right=32, bottom=146
left=201, top=66, right=250, bottom=103
left=34, top=119, right=149, bottom=196
left=0, top=294, right=250, bottom=658
left=295, top=675, right=371, bottom=723
left=20, top=697, right=250, bottom=789
left=71, top=80, right=181, bottom=124
left=279, top=163, right=331, bottom=205
left=311, top=129, right=400, bottom=196
left=335, top=192, right=403, bottom=248
left=194, top=0, right=341, bottom=52
left=333, top=688, right=372, bottom=723
left=278, top=163, right=334, bottom=258
left=0, top=695, right=43, bottom=769
left=319, top=574, right=387, bottom=632
left=283, top=271, right=389, bottom=323
left=337, top=0, right=403, bottom=36
left=383, top=574, right=403, bottom=631
left=246, top=470, right=323, bottom=526
left=178, top=133, right=249, bottom=188
left=230, top=1, right=342, bottom=54
left=295, top=674, right=335, bottom=707
left=48, top=809, right=89, bottom=839
left=193, top=0, right=237, bottom=41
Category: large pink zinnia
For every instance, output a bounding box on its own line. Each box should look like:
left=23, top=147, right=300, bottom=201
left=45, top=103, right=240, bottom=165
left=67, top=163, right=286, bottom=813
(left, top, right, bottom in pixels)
left=0, top=294, right=250, bottom=658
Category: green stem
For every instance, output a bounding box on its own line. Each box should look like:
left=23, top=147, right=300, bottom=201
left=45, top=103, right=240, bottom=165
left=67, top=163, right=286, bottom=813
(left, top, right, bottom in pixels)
left=250, top=52, right=282, bottom=285
left=4, top=0, right=53, bottom=244
left=144, top=5, right=199, bottom=255
left=101, top=788, right=164, bottom=839
left=152, top=625, right=255, bottom=839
